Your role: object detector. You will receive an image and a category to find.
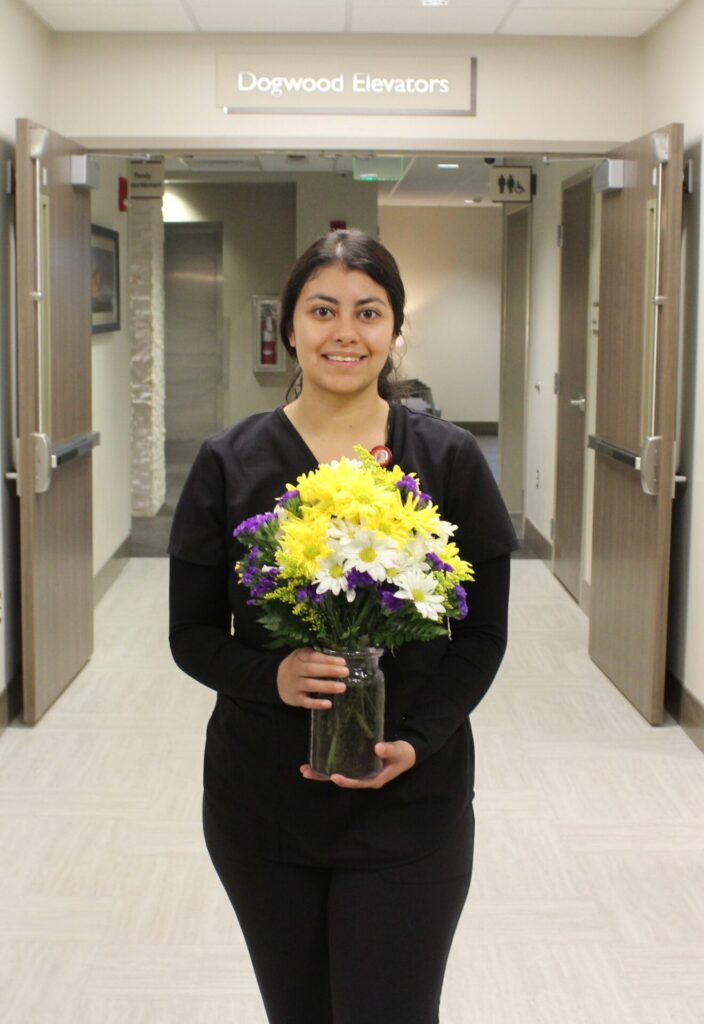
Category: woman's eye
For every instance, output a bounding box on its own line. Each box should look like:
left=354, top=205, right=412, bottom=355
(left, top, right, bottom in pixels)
left=360, top=308, right=379, bottom=320
left=313, top=306, right=333, bottom=318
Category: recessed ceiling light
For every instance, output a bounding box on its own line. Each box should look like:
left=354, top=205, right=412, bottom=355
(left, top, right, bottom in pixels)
left=464, top=199, right=476, bottom=204
left=422, top=0, right=448, bottom=6
left=437, top=163, right=459, bottom=169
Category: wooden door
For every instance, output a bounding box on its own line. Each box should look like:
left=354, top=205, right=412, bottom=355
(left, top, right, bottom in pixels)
left=499, top=204, right=530, bottom=515
left=554, top=175, right=591, bottom=600
left=14, top=119, right=97, bottom=723
left=164, top=222, right=224, bottom=441
left=588, top=124, right=684, bottom=725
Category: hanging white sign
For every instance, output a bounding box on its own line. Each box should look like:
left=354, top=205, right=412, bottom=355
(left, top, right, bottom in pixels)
left=217, top=54, right=477, bottom=116
left=489, top=166, right=532, bottom=203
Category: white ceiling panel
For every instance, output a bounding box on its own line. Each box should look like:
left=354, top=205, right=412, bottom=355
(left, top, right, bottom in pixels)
left=189, top=1, right=347, bottom=33
left=19, top=0, right=686, bottom=35
left=515, top=0, right=674, bottom=9
left=24, top=2, right=194, bottom=31
left=501, top=7, right=669, bottom=36
left=351, top=1, right=511, bottom=35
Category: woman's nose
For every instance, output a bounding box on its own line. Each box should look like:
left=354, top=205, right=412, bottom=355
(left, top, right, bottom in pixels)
left=334, top=312, right=358, bottom=342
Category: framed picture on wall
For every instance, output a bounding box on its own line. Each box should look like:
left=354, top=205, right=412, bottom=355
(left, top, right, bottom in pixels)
left=91, top=224, right=120, bottom=334
left=252, top=295, right=286, bottom=373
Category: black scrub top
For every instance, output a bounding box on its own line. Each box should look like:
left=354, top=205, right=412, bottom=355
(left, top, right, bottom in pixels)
left=168, top=403, right=518, bottom=868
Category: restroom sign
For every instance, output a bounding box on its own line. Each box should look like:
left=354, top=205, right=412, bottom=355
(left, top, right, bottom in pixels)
left=489, top=166, right=532, bottom=203
left=217, top=53, right=477, bottom=116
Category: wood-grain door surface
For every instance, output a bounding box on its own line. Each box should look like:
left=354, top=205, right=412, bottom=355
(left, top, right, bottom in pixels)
left=589, top=124, right=684, bottom=724
left=554, top=176, right=591, bottom=601
left=15, top=119, right=94, bottom=723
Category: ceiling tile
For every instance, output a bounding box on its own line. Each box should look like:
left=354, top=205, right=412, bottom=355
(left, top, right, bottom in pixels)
left=25, top=3, right=195, bottom=31
left=189, top=1, right=347, bottom=32
left=501, top=7, right=670, bottom=36
left=515, top=0, right=675, bottom=9
left=351, top=1, right=511, bottom=35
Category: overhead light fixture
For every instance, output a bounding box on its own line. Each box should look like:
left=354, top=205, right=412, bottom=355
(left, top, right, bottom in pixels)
left=422, top=0, right=449, bottom=6
left=437, top=163, right=459, bottom=169
left=463, top=199, right=476, bottom=204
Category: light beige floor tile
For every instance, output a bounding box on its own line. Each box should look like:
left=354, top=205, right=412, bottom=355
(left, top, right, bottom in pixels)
left=1, top=556, right=702, bottom=1023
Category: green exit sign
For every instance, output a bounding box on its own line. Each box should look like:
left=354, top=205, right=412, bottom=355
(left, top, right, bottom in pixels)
left=353, top=157, right=405, bottom=182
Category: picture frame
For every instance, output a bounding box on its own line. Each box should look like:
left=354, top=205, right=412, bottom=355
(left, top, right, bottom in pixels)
left=252, top=295, right=286, bottom=373
left=91, top=224, right=120, bottom=334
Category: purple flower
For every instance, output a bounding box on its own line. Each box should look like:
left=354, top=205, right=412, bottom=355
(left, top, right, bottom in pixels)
left=426, top=552, right=453, bottom=573
left=295, top=585, right=324, bottom=606
left=346, top=569, right=374, bottom=588
left=395, top=474, right=419, bottom=497
left=276, top=489, right=300, bottom=506
left=418, top=492, right=433, bottom=507
left=240, top=546, right=261, bottom=586
left=233, top=511, right=278, bottom=539
left=453, top=585, right=468, bottom=620
left=380, top=588, right=405, bottom=613
left=250, top=576, right=277, bottom=599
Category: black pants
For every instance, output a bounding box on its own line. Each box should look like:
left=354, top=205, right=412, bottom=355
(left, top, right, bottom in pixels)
left=203, top=796, right=474, bottom=1024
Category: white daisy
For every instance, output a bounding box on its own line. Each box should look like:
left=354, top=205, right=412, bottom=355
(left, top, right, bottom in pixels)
left=341, top=530, right=400, bottom=582
left=314, top=557, right=349, bottom=597
left=393, top=567, right=446, bottom=621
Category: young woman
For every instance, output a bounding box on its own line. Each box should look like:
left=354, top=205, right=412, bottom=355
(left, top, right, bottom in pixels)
left=168, top=230, right=518, bottom=1024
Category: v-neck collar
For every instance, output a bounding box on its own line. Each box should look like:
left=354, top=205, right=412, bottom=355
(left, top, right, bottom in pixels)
left=275, top=402, right=398, bottom=469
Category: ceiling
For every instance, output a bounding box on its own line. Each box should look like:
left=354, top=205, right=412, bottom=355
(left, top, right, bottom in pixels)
left=20, top=0, right=683, bottom=37
left=163, top=152, right=596, bottom=207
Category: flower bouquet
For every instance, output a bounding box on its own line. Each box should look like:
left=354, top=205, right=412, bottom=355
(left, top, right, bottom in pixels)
left=234, top=446, right=473, bottom=779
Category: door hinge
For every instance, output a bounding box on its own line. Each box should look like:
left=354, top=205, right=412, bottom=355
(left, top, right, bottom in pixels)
left=554, top=372, right=560, bottom=394
left=550, top=517, right=555, bottom=541
left=557, top=224, right=564, bottom=247
left=683, top=159, right=694, bottom=195
left=5, top=160, right=14, bottom=195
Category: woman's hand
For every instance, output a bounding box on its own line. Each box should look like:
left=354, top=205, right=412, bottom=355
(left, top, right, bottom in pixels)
left=300, top=740, right=417, bottom=790
left=276, top=648, right=348, bottom=709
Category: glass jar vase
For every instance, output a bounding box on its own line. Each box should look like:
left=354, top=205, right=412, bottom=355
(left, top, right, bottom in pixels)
left=309, top=647, right=385, bottom=779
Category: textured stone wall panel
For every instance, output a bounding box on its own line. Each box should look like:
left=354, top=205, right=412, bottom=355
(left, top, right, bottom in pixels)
left=128, top=199, right=166, bottom=517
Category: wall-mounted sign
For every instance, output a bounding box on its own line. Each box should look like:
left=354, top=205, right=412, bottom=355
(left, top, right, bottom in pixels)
left=489, top=166, right=532, bottom=203
left=217, top=54, right=477, bottom=117
left=128, top=157, right=164, bottom=199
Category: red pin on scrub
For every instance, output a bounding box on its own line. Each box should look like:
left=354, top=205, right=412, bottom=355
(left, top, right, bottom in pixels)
left=370, top=445, right=392, bottom=468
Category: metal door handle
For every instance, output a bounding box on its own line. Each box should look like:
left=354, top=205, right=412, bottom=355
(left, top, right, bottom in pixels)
left=569, top=396, right=586, bottom=412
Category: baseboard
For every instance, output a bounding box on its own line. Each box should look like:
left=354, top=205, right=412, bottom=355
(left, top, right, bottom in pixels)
left=523, top=516, right=553, bottom=562
left=0, top=673, right=22, bottom=731
left=453, top=421, right=498, bottom=436
left=665, top=672, right=704, bottom=754
left=94, top=539, right=131, bottom=607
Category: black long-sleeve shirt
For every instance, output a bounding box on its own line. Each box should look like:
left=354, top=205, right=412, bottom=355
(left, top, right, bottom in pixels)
left=168, top=404, right=518, bottom=867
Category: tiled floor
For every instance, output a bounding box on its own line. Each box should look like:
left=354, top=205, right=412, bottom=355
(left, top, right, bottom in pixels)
left=1, top=559, right=702, bottom=1023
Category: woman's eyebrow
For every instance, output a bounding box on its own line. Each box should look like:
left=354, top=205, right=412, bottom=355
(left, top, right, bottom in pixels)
left=305, top=293, right=387, bottom=306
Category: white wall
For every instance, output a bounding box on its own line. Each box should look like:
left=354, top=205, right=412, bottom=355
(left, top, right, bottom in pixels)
left=523, top=159, right=595, bottom=543
left=642, top=0, right=704, bottom=703
left=296, top=173, right=377, bottom=254
left=49, top=32, right=644, bottom=153
left=163, top=182, right=297, bottom=422
left=0, top=0, right=51, bottom=144
left=91, top=157, right=132, bottom=574
left=379, top=205, right=503, bottom=423
left=0, top=0, right=52, bottom=700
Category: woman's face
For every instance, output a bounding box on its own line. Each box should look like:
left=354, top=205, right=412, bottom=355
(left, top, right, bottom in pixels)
left=289, top=264, right=396, bottom=402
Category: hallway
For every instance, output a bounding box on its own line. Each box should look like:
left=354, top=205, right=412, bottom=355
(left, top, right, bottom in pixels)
left=1, top=559, right=703, bottom=1023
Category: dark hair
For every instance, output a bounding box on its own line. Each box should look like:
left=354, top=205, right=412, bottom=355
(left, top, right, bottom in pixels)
left=279, top=229, right=406, bottom=401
